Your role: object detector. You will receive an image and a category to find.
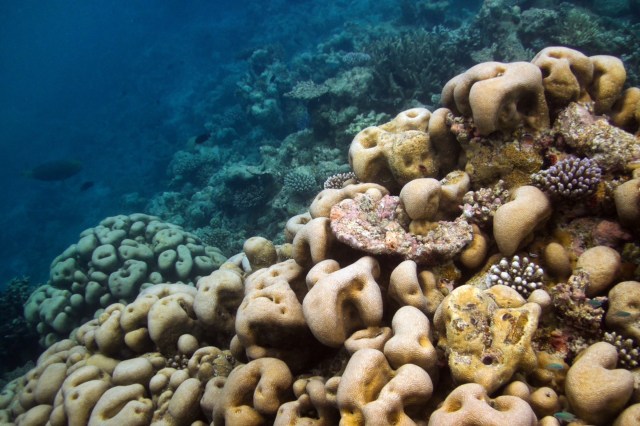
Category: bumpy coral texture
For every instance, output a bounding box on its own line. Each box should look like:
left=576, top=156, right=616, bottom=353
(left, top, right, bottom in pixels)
left=349, top=108, right=443, bottom=191
left=487, top=255, right=545, bottom=298
left=4, top=45, right=640, bottom=425
left=24, top=214, right=226, bottom=347
left=531, top=156, right=602, bottom=199
left=329, top=191, right=473, bottom=265
left=435, top=285, right=540, bottom=394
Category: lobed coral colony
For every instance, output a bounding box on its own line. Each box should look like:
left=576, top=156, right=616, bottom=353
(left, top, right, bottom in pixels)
left=2, top=45, right=640, bottom=425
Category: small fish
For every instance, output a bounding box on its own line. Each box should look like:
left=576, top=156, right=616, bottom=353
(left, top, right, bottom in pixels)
left=553, top=411, right=578, bottom=422
left=194, top=132, right=211, bottom=144
left=24, top=159, right=82, bottom=181
left=614, top=310, right=632, bottom=317
left=587, top=299, right=603, bottom=308
left=545, top=363, right=565, bottom=370
left=80, top=181, right=94, bottom=191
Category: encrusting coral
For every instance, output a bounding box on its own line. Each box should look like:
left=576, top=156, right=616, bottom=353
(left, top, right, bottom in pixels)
left=2, top=45, right=640, bottom=425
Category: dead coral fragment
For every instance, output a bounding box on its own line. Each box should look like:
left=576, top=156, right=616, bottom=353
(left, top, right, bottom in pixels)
left=329, top=192, right=473, bottom=265
left=551, top=272, right=606, bottom=336
left=554, top=102, right=640, bottom=172
left=461, top=180, right=510, bottom=228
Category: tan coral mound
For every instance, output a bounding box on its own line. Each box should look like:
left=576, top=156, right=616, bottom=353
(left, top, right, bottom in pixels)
left=434, top=285, right=540, bottom=394
left=442, top=61, right=549, bottom=135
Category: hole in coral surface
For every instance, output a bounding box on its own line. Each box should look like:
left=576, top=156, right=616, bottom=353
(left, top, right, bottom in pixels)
left=481, top=355, right=495, bottom=365
left=540, top=66, right=551, bottom=79
left=446, top=398, right=462, bottom=412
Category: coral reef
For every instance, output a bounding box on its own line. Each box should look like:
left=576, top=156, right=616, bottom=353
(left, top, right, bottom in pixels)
left=138, top=0, right=640, bottom=266
left=329, top=191, right=473, bottom=265
left=0, top=277, right=39, bottom=378
left=531, top=157, right=602, bottom=199
left=487, top=256, right=545, bottom=299
left=323, top=171, right=358, bottom=190
left=461, top=180, right=510, bottom=228
left=23, top=214, right=227, bottom=347
left=3, top=44, right=640, bottom=425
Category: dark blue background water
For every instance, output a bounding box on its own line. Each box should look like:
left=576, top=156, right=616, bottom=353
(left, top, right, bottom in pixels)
left=0, top=1, right=258, bottom=285
left=0, top=0, right=420, bottom=286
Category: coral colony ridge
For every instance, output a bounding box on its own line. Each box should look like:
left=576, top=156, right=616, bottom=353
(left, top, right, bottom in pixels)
left=1, top=2, right=640, bottom=426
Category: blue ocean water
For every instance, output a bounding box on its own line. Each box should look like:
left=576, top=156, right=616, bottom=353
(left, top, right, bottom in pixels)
left=0, top=1, right=239, bottom=285
left=0, top=3, right=231, bottom=282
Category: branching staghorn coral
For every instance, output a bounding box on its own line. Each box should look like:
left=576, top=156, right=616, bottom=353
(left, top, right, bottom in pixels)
left=284, top=168, right=318, bottom=195
left=486, top=255, right=545, bottom=298
left=604, top=331, right=640, bottom=369
left=531, top=157, right=602, bottom=199
left=323, top=171, right=358, bottom=190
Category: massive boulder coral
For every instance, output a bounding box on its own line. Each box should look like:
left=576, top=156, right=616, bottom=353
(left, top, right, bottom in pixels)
left=565, top=342, right=634, bottom=424
left=208, top=357, right=294, bottom=425
left=4, top=45, right=640, bottom=425
left=429, top=383, right=537, bottom=426
left=348, top=107, right=459, bottom=191
left=302, top=257, right=383, bottom=348
left=611, top=87, right=640, bottom=134
left=2, top=283, right=238, bottom=425
left=336, top=348, right=434, bottom=425
left=24, top=214, right=227, bottom=347
left=434, top=285, right=540, bottom=394
left=531, top=46, right=626, bottom=115
left=530, top=46, right=595, bottom=111
left=493, top=186, right=552, bottom=256
left=441, top=61, right=550, bottom=135
left=233, top=260, right=318, bottom=371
